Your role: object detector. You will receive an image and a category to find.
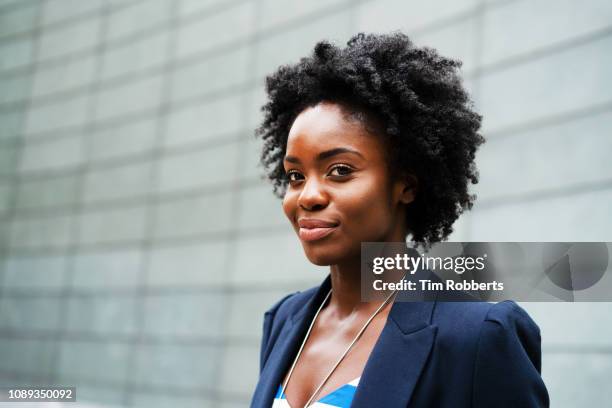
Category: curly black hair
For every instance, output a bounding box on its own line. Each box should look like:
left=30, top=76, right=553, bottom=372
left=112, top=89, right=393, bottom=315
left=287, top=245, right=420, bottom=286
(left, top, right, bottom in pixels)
left=255, top=32, right=484, bottom=247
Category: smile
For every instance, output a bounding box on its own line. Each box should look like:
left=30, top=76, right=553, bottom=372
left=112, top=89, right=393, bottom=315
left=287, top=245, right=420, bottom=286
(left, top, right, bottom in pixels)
left=298, top=226, right=337, bottom=242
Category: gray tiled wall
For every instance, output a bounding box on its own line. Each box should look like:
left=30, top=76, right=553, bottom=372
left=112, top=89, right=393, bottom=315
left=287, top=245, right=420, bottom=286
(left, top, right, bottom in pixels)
left=0, top=0, right=611, bottom=407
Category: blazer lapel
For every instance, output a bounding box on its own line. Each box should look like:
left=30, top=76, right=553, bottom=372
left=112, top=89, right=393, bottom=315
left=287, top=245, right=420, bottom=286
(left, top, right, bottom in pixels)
left=250, top=317, right=296, bottom=408
left=350, top=298, right=437, bottom=407
left=250, top=274, right=333, bottom=408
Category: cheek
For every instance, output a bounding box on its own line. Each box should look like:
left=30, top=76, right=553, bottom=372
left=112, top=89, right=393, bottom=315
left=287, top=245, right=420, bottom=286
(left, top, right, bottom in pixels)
left=282, top=191, right=296, bottom=222
left=337, top=177, right=393, bottom=234
left=348, top=198, right=391, bottom=229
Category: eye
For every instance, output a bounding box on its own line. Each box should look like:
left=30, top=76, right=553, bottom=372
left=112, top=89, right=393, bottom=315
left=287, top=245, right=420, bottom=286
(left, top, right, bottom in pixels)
left=286, top=170, right=304, bottom=183
left=328, top=164, right=354, bottom=177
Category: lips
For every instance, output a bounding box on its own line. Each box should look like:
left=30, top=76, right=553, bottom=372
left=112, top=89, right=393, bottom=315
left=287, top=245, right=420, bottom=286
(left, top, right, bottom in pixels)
left=297, top=218, right=339, bottom=242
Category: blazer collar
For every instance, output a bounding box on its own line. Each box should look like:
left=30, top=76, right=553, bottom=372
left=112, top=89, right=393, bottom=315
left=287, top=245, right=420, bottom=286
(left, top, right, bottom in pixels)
left=251, top=269, right=438, bottom=408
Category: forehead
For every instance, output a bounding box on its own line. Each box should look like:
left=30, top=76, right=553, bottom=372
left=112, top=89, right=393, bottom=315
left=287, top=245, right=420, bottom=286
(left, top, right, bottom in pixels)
left=286, top=102, right=385, bottom=157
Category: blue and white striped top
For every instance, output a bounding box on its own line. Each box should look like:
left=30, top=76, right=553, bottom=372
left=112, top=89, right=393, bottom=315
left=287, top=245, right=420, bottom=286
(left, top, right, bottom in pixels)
left=271, top=376, right=360, bottom=407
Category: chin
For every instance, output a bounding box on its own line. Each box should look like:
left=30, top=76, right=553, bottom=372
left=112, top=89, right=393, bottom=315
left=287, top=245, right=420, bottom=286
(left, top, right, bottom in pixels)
left=301, top=241, right=357, bottom=266
left=301, top=247, right=336, bottom=266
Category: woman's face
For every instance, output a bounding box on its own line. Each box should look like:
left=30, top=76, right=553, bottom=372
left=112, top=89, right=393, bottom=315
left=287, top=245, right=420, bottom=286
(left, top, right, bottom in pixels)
left=282, top=101, right=415, bottom=266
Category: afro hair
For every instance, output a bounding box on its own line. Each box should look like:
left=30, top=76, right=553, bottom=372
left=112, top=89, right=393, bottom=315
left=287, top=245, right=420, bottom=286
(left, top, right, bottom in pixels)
left=255, top=32, right=484, bottom=248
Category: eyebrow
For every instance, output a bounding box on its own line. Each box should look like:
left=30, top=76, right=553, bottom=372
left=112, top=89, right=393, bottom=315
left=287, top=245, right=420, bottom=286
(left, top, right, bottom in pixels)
left=284, top=147, right=365, bottom=164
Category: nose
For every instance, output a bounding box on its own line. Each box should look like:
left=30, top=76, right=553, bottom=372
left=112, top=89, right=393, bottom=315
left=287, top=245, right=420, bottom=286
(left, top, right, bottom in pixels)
left=298, top=176, right=329, bottom=211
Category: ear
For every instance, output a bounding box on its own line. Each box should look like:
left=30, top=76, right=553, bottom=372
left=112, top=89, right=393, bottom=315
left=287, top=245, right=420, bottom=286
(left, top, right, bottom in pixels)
left=395, top=174, right=418, bottom=205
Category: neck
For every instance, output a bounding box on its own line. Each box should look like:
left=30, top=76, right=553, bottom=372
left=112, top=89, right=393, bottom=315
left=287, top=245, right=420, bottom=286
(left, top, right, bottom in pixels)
left=326, top=205, right=409, bottom=320
left=328, top=257, right=363, bottom=319
left=327, top=256, right=408, bottom=319
left=327, top=230, right=410, bottom=320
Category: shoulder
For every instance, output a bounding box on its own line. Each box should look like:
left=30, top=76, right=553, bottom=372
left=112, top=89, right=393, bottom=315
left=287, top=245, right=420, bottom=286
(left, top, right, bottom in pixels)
left=483, top=300, right=541, bottom=337
left=433, top=300, right=540, bottom=336
left=434, top=300, right=541, bottom=375
left=264, top=285, right=318, bottom=322
left=475, top=300, right=542, bottom=372
left=262, top=284, right=320, bottom=333
left=471, top=301, right=548, bottom=406
left=259, top=285, right=320, bottom=371
left=431, top=300, right=541, bottom=361
left=430, top=300, right=547, bottom=406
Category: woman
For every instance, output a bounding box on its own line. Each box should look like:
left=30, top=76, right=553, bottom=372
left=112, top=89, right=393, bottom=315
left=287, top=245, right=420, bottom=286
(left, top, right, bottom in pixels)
left=249, top=33, right=549, bottom=408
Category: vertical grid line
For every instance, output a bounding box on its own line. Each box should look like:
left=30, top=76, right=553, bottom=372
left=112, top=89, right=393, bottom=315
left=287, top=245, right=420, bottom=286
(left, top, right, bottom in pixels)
left=0, top=0, right=43, bottom=386
left=209, top=0, right=264, bottom=404
left=462, top=0, right=487, bottom=242
left=46, top=0, right=110, bottom=389
left=0, top=18, right=42, bottom=305
left=122, top=0, right=180, bottom=405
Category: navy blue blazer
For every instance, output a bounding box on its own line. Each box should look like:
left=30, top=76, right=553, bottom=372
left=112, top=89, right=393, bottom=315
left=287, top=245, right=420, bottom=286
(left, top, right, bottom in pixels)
left=250, top=272, right=549, bottom=407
